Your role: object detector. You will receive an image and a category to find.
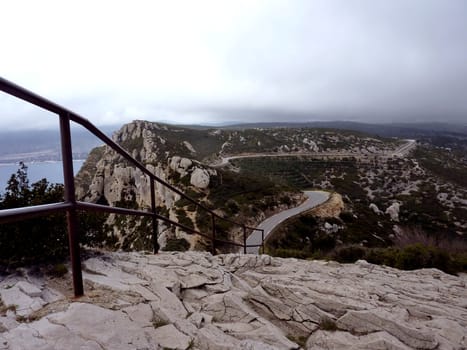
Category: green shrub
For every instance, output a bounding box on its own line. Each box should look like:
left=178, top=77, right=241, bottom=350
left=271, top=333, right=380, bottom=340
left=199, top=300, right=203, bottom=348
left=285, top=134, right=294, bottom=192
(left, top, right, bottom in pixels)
left=0, top=163, right=110, bottom=266
left=333, top=245, right=366, bottom=263
left=48, top=263, right=68, bottom=277
left=268, top=248, right=311, bottom=259
left=339, top=211, right=355, bottom=222
left=162, top=238, right=190, bottom=252
left=362, top=244, right=464, bottom=275
left=176, top=209, right=194, bottom=230
left=395, top=243, right=451, bottom=271
left=319, top=317, right=338, bottom=331
left=0, top=164, right=68, bottom=265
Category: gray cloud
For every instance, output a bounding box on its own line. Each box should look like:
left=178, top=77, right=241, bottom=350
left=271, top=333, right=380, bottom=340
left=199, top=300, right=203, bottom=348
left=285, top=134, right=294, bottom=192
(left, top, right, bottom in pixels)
left=1, top=0, right=466, bottom=130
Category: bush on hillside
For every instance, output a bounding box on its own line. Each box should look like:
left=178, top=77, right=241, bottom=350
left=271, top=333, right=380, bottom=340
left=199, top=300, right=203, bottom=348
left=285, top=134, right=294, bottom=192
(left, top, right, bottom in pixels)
left=162, top=238, right=190, bottom=252
left=0, top=163, right=108, bottom=266
left=332, top=243, right=466, bottom=275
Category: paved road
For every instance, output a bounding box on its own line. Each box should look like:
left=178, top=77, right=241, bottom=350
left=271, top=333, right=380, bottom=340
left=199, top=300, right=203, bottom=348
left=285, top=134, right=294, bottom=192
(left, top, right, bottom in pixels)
left=213, top=139, right=417, bottom=168
left=245, top=190, right=330, bottom=254
left=391, top=139, right=417, bottom=157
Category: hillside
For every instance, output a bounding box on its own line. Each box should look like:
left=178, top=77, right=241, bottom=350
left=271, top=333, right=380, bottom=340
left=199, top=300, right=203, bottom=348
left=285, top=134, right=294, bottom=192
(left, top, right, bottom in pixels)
left=262, top=138, right=467, bottom=267
left=74, top=120, right=467, bottom=263
left=1, top=251, right=466, bottom=349
left=74, top=120, right=305, bottom=252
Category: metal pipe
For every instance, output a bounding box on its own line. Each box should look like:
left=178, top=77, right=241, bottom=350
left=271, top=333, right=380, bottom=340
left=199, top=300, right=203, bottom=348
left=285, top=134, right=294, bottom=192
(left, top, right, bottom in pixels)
left=0, top=202, right=72, bottom=224
left=150, top=178, right=159, bottom=253
left=59, top=113, right=83, bottom=297
left=243, top=225, right=247, bottom=254
left=261, top=229, right=265, bottom=255
left=211, top=214, right=216, bottom=255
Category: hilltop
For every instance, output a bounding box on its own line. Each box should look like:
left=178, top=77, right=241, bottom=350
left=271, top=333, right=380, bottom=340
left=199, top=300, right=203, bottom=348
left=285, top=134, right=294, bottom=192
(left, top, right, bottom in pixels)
left=1, top=251, right=466, bottom=349
left=1, top=121, right=465, bottom=163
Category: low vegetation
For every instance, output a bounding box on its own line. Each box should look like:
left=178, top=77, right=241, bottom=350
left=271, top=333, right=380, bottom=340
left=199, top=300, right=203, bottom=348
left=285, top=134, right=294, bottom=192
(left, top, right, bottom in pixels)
left=0, top=163, right=108, bottom=267
left=333, top=243, right=467, bottom=275
left=319, top=317, right=338, bottom=331
left=162, top=238, right=190, bottom=252
left=261, top=141, right=467, bottom=274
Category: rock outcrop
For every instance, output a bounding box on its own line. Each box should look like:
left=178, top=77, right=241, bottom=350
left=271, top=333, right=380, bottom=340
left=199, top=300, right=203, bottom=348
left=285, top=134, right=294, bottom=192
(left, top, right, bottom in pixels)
left=386, top=202, right=401, bottom=222
left=74, top=121, right=222, bottom=250
left=1, top=252, right=466, bottom=349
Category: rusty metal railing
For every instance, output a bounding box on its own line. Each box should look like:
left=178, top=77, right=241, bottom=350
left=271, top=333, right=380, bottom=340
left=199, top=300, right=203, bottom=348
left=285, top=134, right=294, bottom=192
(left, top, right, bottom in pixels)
left=0, top=76, right=264, bottom=297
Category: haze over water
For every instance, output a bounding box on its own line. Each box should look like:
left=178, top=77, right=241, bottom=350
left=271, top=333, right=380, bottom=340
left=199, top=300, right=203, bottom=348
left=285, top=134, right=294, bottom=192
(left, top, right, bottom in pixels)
left=0, top=160, right=84, bottom=192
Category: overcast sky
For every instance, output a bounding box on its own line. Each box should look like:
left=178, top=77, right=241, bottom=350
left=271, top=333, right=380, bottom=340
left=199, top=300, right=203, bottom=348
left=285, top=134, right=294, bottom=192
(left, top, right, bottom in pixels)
left=1, top=0, right=466, bottom=130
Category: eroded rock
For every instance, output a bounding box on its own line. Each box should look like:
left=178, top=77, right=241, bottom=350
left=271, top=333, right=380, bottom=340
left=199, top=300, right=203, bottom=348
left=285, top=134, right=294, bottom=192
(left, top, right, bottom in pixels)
left=0, top=251, right=465, bottom=349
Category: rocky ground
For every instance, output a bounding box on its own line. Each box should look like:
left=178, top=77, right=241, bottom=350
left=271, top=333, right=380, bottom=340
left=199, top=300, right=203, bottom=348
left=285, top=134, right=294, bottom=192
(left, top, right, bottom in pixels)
left=1, top=251, right=466, bottom=349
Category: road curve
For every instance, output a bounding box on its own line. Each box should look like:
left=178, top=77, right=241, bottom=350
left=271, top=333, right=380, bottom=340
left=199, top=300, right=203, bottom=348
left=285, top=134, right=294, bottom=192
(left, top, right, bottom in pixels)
left=212, top=140, right=417, bottom=168
left=245, top=190, right=330, bottom=254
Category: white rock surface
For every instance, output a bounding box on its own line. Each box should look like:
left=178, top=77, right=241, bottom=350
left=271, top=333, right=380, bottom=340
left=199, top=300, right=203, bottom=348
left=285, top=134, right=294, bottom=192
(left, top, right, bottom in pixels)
left=169, top=156, right=193, bottom=177
left=369, top=203, right=381, bottom=215
left=0, top=251, right=466, bottom=349
left=386, top=202, right=401, bottom=221
left=183, top=141, right=197, bottom=153
left=190, top=168, right=210, bottom=189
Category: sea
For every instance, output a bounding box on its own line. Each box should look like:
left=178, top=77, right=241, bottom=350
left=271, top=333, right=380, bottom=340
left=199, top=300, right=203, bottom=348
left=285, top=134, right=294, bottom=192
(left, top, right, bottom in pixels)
left=0, top=160, right=85, bottom=192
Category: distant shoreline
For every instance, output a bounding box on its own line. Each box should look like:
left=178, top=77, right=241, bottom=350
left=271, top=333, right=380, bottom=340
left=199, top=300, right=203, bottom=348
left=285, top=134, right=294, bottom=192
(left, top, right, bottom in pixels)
left=0, top=159, right=87, bottom=166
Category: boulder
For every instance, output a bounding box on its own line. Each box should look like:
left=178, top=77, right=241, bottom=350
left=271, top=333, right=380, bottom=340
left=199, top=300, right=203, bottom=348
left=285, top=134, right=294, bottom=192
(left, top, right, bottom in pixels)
left=190, top=168, right=210, bottom=189
left=386, top=202, right=401, bottom=221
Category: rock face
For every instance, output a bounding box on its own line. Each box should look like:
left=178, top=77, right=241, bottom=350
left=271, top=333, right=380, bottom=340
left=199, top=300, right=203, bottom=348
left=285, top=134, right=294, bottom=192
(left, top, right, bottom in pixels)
left=74, top=120, right=220, bottom=249
left=1, top=252, right=466, bottom=349
left=386, top=202, right=401, bottom=221
left=190, top=168, right=211, bottom=189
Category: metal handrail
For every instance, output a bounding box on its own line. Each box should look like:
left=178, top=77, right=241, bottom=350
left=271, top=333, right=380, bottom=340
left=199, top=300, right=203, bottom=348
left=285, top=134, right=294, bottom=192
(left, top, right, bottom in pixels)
left=0, top=76, right=264, bottom=297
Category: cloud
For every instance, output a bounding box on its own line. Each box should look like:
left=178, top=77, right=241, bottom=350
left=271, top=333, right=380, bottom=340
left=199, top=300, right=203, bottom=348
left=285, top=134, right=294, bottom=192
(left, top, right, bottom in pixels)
left=1, top=0, right=466, bottom=130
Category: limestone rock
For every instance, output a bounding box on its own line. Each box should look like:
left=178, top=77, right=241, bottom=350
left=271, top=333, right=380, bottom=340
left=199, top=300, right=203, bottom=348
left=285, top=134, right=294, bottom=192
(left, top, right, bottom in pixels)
left=152, top=324, right=192, bottom=349
left=2, top=251, right=465, bottom=349
left=369, top=203, right=381, bottom=214
left=183, top=141, right=197, bottom=153
left=190, top=168, right=210, bottom=189
left=306, top=330, right=412, bottom=350
left=386, top=202, right=401, bottom=221
left=169, top=156, right=193, bottom=177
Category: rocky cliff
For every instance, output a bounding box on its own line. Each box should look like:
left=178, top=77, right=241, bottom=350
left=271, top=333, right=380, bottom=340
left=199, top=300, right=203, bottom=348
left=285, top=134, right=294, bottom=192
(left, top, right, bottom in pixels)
left=75, top=121, right=300, bottom=252
left=1, top=251, right=466, bottom=349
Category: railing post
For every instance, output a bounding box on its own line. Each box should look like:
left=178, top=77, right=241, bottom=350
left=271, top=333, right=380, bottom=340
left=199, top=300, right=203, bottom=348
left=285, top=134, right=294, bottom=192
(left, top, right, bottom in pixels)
left=243, top=225, right=247, bottom=254
left=59, top=113, right=83, bottom=297
left=261, top=229, right=265, bottom=255
left=211, top=214, right=216, bottom=255
left=150, top=178, right=159, bottom=253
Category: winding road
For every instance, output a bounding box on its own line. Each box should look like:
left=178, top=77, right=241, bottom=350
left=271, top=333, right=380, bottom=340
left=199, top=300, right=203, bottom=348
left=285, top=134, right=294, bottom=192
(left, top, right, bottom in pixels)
left=245, top=190, right=330, bottom=254
left=213, top=139, right=417, bottom=168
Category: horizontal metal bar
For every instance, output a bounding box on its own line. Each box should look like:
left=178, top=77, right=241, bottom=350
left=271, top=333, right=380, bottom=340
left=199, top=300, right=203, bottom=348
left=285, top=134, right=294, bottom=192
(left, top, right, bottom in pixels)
left=0, top=202, right=72, bottom=224
left=76, top=201, right=154, bottom=217
left=76, top=202, right=211, bottom=238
